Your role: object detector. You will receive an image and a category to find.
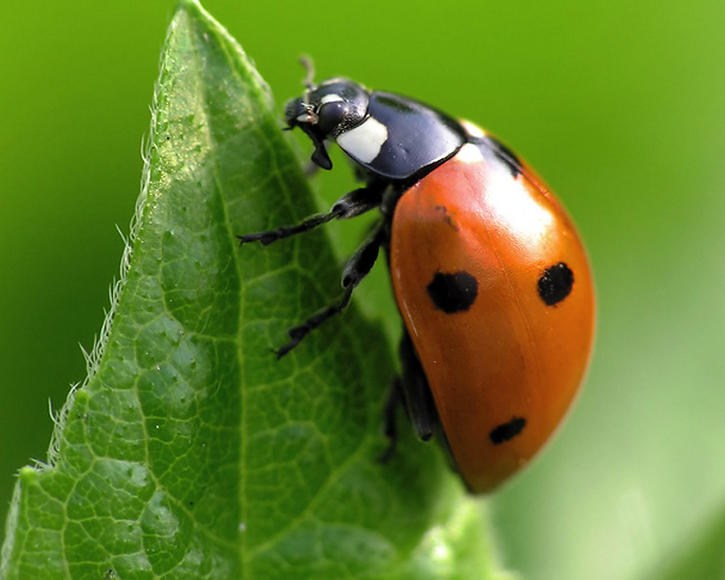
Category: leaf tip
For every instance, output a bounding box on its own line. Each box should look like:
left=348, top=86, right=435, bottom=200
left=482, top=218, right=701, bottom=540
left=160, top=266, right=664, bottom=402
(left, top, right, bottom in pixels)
left=173, top=0, right=206, bottom=21
left=17, top=467, right=39, bottom=487
left=175, top=0, right=202, bottom=10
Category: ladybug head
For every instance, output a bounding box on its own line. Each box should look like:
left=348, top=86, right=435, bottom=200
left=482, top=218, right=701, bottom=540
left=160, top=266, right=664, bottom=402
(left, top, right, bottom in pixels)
left=284, top=78, right=370, bottom=170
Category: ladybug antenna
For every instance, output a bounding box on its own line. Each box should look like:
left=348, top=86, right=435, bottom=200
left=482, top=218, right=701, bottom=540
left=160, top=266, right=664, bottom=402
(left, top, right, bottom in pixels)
left=299, top=55, right=316, bottom=90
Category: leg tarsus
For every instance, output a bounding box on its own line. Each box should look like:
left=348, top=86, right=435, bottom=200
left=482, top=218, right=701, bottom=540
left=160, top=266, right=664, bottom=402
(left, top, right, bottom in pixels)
left=274, top=222, right=385, bottom=357
left=237, top=181, right=386, bottom=247
left=237, top=211, right=338, bottom=246
left=274, top=284, right=354, bottom=358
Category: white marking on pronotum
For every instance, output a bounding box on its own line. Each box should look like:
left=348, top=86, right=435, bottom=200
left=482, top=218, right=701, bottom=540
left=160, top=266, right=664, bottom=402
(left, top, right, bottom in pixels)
left=459, top=119, right=486, bottom=139
left=456, top=143, right=484, bottom=164
left=319, top=93, right=344, bottom=105
left=336, top=117, right=388, bottom=163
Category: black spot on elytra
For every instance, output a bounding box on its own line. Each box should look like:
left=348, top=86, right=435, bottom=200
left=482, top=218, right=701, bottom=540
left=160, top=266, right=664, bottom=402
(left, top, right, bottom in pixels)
left=427, top=271, right=478, bottom=313
left=489, top=417, right=526, bottom=444
left=538, top=262, right=574, bottom=306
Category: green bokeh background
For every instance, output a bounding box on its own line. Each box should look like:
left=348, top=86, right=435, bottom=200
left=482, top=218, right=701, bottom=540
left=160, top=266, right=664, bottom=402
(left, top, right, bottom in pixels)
left=2, top=1, right=723, bottom=578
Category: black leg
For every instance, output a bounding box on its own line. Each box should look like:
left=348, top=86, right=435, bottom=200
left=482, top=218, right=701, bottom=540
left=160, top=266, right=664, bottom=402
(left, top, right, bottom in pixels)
left=399, top=331, right=438, bottom=439
left=379, top=331, right=439, bottom=461
left=237, top=182, right=386, bottom=246
left=274, top=224, right=385, bottom=358
left=274, top=284, right=354, bottom=358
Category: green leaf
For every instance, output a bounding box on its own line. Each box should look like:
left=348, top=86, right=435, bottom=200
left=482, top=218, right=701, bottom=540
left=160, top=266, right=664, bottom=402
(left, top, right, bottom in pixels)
left=1, top=1, right=505, bottom=577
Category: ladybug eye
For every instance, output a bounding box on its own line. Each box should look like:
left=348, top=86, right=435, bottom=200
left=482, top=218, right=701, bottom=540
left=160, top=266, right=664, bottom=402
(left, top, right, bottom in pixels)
left=284, top=97, right=317, bottom=128
left=317, top=100, right=348, bottom=135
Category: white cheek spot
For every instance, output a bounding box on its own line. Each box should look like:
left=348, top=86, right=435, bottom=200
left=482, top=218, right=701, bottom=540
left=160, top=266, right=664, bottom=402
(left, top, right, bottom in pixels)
left=459, top=119, right=486, bottom=139
left=456, top=143, right=484, bottom=164
left=320, top=94, right=344, bottom=105
left=336, top=117, right=388, bottom=163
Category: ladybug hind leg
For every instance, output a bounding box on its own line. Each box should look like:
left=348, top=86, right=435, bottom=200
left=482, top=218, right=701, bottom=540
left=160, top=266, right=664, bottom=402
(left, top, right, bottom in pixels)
left=236, top=181, right=386, bottom=246
left=274, top=223, right=386, bottom=358
left=380, top=331, right=438, bottom=461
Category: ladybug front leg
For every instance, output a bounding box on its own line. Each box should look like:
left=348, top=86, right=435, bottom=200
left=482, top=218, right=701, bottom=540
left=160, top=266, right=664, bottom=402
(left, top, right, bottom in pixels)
left=274, top=224, right=385, bottom=358
left=380, top=331, right=438, bottom=460
left=236, top=181, right=386, bottom=246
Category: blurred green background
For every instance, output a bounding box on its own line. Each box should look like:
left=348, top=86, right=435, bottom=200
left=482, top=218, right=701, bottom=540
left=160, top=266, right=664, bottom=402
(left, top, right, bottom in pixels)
left=2, top=1, right=724, bottom=578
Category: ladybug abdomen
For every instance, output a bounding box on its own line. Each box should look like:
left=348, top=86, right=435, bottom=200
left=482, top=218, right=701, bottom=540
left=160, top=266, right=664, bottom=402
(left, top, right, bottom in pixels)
left=390, top=143, right=595, bottom=492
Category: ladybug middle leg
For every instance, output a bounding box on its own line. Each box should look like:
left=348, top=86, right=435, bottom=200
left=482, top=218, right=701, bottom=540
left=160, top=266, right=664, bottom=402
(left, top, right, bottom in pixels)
left=274, top=222, right=386, bottom=358
left=237, top=181, right=388, bottom=356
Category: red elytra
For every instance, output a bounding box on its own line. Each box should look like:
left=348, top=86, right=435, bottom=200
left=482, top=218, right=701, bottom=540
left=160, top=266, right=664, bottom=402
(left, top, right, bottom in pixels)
left=391, top=140, right=595, bottom=492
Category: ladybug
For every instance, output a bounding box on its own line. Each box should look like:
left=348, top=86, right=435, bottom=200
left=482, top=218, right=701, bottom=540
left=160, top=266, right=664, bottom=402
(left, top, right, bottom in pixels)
left=238, top=73, right=595, bottom=493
